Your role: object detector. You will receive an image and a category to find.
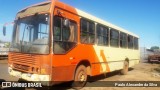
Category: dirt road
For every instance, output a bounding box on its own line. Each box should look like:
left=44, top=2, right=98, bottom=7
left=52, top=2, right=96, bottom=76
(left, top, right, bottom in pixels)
left=81, top=61, right=160, bottom=90
left=0, top=59, right=160, bottom=90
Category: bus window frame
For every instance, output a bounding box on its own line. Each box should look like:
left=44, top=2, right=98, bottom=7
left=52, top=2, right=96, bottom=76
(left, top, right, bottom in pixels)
left=120, top=32, right=127, bottom=48
left=96, top=24, right=109, bottom=46
left=110, top=28, right=119, bottom=47
left=80, top=18, right=95, bottom=44
left=128, top=35, right=134, bottom=49
left=133, top=37, right=139, bottom=50
left=53, top=16, right=78, bottom=54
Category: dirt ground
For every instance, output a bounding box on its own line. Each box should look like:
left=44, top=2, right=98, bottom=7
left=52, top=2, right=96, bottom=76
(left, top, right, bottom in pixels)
left=81, top=60, right=160, bottom=90
left=0, top=59, right=160, bottom=90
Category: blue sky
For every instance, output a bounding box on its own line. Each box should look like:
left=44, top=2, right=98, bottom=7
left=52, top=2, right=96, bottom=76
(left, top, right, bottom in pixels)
left=0, top=0, right=160, bottom=48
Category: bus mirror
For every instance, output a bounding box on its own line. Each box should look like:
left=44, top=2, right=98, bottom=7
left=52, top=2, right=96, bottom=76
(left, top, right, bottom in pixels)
left=63, top=19, right=69, bottom=27
left=3, top=25, right=6, bottom=36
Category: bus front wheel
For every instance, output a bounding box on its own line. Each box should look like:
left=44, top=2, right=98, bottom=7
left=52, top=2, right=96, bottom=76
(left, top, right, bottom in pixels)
left=72, top=65, right=87, bottom=89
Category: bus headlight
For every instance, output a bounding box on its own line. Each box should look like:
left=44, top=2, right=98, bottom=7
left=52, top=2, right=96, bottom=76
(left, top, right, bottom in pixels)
left=39, top=75, right=50, bottom=81
left=9, top=64, right=13, bottom=68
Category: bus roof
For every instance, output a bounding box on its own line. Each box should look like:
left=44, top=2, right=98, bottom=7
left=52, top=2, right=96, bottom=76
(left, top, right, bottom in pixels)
left=16, top=1, right=51, bottom=18
left=75, top=8, right=139, bottom=38
left=16, top=0, right=139, bottom=38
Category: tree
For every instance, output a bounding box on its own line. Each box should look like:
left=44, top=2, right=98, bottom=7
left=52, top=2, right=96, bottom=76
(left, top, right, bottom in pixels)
left=4, top=42, right=10, bottom=48
left=150, top=46, right=159, bottom=51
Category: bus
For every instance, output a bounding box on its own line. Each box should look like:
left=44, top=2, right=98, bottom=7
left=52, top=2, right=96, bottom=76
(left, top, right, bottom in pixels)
left=6, top=0, right=140, bottom=88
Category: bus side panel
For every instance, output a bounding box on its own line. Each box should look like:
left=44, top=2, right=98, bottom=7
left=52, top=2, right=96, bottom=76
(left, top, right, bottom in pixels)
left=51, top=3, right=111, bottom=82
left=51, top=5, right=81, bottom=82
left=51, top=45, right=103, bottom=81
left=93, top=46, right=140, bottom=72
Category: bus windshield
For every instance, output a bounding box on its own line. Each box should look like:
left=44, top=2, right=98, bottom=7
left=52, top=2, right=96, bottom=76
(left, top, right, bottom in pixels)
left=10, top=14, right=50, bottom=54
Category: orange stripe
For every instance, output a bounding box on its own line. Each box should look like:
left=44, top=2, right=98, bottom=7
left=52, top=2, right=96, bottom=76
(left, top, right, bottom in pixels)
left=100, top=50, right=110, bottom=72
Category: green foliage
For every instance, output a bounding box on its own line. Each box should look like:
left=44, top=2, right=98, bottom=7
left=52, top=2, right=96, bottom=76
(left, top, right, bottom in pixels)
left=150, top=46, right=160, bottom=50
left=4, top=42, right=10, bottom=48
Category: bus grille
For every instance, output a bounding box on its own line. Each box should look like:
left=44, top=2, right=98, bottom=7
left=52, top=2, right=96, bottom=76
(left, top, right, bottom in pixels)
left=9, top=53, right=39, bottom=72
left=10, top=53, right=38, bottom=65
left=13, top=64, right=30, bottom=71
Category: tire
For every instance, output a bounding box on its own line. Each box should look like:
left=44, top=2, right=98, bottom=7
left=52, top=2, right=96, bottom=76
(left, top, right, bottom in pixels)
left=121, top=61, right=129, bottom=75
left=18, top=78, right=27, bottom=83
left=72, top=65, right=87, bottom=89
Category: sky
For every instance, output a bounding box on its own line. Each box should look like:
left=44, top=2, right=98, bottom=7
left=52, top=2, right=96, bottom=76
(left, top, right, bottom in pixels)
left=0, top=0, right=160, bottom=48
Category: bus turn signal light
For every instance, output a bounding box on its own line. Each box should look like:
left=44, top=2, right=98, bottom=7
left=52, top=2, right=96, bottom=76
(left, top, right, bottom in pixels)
left=41, top=68, right=46, bottom=74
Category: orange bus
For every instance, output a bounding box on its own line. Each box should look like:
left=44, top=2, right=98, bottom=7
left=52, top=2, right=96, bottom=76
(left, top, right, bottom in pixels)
left=6, top=0, right=140, bottom=88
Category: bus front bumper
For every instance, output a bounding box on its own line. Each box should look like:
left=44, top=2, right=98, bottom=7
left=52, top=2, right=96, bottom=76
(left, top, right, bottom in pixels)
left=8, top=67, right=50, bottom=86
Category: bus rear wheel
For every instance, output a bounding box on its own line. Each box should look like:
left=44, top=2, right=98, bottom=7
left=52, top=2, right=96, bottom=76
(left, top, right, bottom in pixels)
left=72, top=65, right=87, bottom=89
left=121, top=60, right=129, bottom=75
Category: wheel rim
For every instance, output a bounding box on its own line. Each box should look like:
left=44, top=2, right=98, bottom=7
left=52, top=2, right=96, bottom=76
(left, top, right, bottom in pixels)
left=78, top=70, right=86, bottom=82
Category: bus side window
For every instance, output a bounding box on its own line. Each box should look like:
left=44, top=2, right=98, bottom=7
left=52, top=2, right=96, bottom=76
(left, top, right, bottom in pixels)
left=96, top=24, right=109, bottom=46
left=88, top=22, right=95, bottom=44
left=134, top=37, right=139, bottom=49
left=128, top=35, right=133, bottom=49
left=53, top=16, right=77, bottom=54
left=80, top=19, right=88, bottom=43
left=120, top=32, right=127, bottom=48
left=110, top=29, right=119, bottom=47
left=53, top=16, right=65, bottom=54
left=54, top=17, right=62, bottom=41
left=80, top=18, right=95, bottom=44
